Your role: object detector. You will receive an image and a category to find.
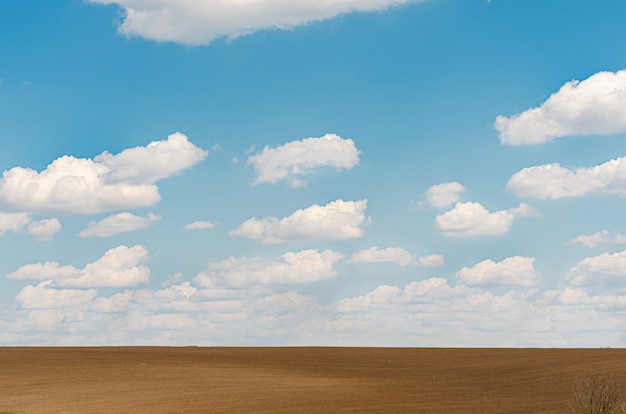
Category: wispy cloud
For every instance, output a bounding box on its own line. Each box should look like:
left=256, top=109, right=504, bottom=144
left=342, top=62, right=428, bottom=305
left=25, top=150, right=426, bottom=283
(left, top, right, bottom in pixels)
left=79, top=212, right=160, bottom=237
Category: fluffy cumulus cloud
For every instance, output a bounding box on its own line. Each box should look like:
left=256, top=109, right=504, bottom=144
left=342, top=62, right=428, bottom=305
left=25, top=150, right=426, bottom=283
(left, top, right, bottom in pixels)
left=435, top=202, right=537, bottom=238
left=230, top=199, right=369, bottom=243
left=15, top=281, right=98, bottom=310
left=193, top=249, right=344, bottom=287
left=495, top=69, right=626, bottom=145
left=424, top=182, right=466, bottom=208
left=88, top=0, right=422, bottom=46
left=507, top=156, right=626, bottom=199
left=8, top=245, right=150, bottom=288
left=568, top=230, right=626, bottom=248
left=247, top=134, right=360, bottom=188
left=0, top=132, right=207, bottom=215
left=456, top=256, right=540, bottom=287
left=566, top=250, right=626, bottom=294
left=347, top=246, right=444, bottom=267
left=79, top=212, right=160, bottom=237
left=183, top=220, right=218, bottom=230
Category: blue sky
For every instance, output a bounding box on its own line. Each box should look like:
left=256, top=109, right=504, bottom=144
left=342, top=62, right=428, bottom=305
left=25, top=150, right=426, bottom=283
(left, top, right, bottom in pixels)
left=1, top=0, right=626, bottom=346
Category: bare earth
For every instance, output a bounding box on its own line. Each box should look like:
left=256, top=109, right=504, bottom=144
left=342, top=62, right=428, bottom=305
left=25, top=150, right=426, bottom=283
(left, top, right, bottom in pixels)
left=1, top=347, right=626, bottom=413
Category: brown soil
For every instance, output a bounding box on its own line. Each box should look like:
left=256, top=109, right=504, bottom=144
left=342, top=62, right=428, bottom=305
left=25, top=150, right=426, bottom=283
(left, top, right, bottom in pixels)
left=1, top=347, right=626, bottom=413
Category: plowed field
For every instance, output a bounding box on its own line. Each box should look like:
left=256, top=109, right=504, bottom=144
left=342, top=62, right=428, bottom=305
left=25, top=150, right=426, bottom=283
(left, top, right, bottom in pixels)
left=1, top=347, right=626, bottom=413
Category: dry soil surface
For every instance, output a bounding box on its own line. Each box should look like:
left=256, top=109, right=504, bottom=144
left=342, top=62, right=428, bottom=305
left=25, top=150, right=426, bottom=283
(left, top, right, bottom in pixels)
left=1, top=347, right=626, bottom=413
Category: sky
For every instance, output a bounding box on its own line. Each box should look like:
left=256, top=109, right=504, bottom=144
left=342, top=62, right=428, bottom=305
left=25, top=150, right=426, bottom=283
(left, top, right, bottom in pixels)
left=1, top=0, right=626, bottom=347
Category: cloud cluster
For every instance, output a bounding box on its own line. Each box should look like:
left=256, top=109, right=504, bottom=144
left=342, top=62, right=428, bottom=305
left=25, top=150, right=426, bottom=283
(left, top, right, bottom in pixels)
left=247, top=134, right=360, bottom=188
left=230, top=199, right=369, bottom=243
left=347, top=246, right=444, bottom=267
left=0, top=133, right=207, bottom=215
left=8, top=245, right=150, bottom=288
left=507, top=156, right=626, bottom=199
left=435, top=202, right=537, bottom=238
left=4, top=242, right=626, bottom=347
left=495, top=69, right=626, bottom=145
left=79, top=212, right=160, bottom=237
left=89, top=0, right=422, bottom=46
left=193, top=249, right=345, bottom=287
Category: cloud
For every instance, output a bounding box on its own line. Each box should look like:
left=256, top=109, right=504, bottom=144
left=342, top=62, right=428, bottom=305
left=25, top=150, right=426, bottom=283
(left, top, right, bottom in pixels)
left=79, top=212, right=160, bottom=237
left=247, top=134, right=360, bottom=188
left=495, top=69, right=626, bottom=145
left=435, top=202, right=537, bottom=238
left=15, top=281, right=98, bottom=310
left=566, top=250, right=626, bottom=294
left=417, top=254, right=446, bottom=268
left=455, top=256, right=540, bottom=287
left=506, top=156, right=626, bottom=199
left=568, top=230, right=626, bottom=248
left=424, top=182, right=466, bottom=208
left=26, top=218, right=62, bottom=241
left=7, top=262, right=81, bottom=281
left=0, top=212, right=31, bottom=236
left=0, top=132, right=207, bottom=215
left=88, top=0, right=422, bottom=46
left=229, top=199, right=369, bottom=243
left=183, top=220, right=218, bottom=230
left=193, top=249, right=345, bottom=287
left=347, top=246, right=444, bottom=267
left=8, top=245, right=150, bottom=288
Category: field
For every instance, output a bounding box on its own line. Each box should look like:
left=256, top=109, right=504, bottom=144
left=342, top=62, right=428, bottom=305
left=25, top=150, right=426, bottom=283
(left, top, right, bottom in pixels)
left=1, top=347, right=626, bottom=413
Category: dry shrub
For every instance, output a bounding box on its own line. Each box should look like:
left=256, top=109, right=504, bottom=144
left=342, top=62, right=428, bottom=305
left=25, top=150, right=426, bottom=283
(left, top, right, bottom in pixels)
left=570, top=370, right=622, bottom=414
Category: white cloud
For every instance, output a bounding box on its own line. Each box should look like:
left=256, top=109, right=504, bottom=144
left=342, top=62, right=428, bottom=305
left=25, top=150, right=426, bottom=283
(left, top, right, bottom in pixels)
left=8, top=245, right=150, bottom=288
left=15, top=281, right=98, bottom=310
left=183, top=220, right=218, bottom=230
left=89, top=0, right=423, bottom=46
left=79, top=212, right=160, bottom=237
left=0, top=132, right=207, bottom=215
left=229, top=199, right=369, bottom=244
left=26, top=218, right=62, bottom=241
left=94, top=132, right=208, bottom=184
left=507, top=156, right=626, bottom=199
left=568, top=230, right=626, bottom=248
left=247, top=134, right=360, bottom=188
left=566, top=250, right=626, bottom=294
left=347, top=246, right=444, bottom=267
left=435, top=202, right=536, bottom=238
left=417, top=254, right=445, bottom=268
left=495, top=69, right=626, bottom=145
left=456, top=256, right=540, bottom=287
left=0, top=212, right=30, bottom=235
left=193, top=249, right=344, bottom=287
left=424, top=182, right=466, bottom=208
left=7, top=261, right=80, bottom=281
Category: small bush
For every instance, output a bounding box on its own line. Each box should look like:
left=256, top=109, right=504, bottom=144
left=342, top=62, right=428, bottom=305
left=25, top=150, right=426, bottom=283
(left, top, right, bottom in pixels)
left=570, top=370, right=622, bottom=414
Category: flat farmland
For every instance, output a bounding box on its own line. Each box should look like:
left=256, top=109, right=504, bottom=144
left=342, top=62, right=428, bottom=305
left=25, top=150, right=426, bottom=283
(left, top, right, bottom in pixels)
left=1, top=347, right=626, bottom=413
